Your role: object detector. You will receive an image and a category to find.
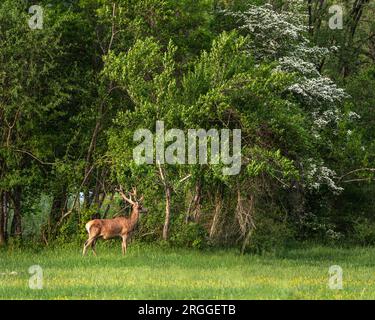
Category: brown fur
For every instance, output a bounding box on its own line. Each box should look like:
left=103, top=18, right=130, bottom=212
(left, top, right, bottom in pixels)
left=83, top=190, right=145, bottom=256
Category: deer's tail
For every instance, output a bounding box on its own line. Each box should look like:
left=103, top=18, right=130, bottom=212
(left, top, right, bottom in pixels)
left=85, top=220, right=102, bottom=238
left=85, top=221, right=94, bottom=234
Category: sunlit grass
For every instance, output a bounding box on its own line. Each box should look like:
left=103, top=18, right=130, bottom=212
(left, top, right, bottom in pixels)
left=0, top=243, right=374, bottom=299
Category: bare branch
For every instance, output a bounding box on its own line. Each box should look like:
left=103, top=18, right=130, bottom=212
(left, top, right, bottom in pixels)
left=12, top=148, right=54, bottom=165
left=107, top=2, right=116, bottom=53
left=342, top=178, right=375, bottom=183
left=157, top=161, right=167, bottom=186
left=56, top=165, right=95, bottom=227
left=338, top=168, right=375, bottom=181
left=178, top=174, right=191, bottom=184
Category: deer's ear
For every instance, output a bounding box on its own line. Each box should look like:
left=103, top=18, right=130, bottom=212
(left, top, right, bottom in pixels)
left=139, top=195, right=144, bottom=202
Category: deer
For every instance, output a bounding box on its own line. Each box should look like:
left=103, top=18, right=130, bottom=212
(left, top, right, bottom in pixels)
left=82, top=187, right=147, bottom=256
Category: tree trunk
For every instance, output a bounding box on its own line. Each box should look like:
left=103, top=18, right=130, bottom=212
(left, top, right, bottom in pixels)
left=209, top=190, right=222, bottom=240
left=92, top=168, right=108, bottom=213
left=49, top=187, right=68, bottom=238
left=50, top=189, right=67, bottom=223
left=241, top=228, right=254, bottom=255
left=3, top=192, right=8, bottom=242
left=307, top=0, right=313, bottom=34
left=162, top=186, right=171, bottom=240
left=102, top=192, right=114, bottom=218
left=340, top=0, right=370, bottom=77
left=186, top=179, right=202, bottom=223
left=11, top=187, right=22, bottom=238
left=83, top=98, right=107, bottom=209
left=0, top=191, right=6, bottom=246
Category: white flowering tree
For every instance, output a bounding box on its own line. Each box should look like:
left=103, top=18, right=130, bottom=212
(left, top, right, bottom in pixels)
left=222, top=1, right=357, bottom=194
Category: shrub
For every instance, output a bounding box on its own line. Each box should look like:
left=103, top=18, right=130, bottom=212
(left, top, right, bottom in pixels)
left=246, top=214, right=294, bottom=254
left=352, top=218, right=375, bottom=246
left=56, top=208, right=95, bottom=245
left=170, top=216, right=208, bottom=249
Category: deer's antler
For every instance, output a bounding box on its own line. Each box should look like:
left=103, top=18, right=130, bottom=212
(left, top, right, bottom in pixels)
left=130, top=187, right=137, bottom=197
left=116, top=185, right=135, bottom=205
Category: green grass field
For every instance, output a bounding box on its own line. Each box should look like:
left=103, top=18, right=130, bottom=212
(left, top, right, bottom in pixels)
left=0, top=243, right=374, bottom=299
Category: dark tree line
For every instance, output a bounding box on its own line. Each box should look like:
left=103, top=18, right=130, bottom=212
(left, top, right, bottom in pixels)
left=0, top=0, right=374, bottom=251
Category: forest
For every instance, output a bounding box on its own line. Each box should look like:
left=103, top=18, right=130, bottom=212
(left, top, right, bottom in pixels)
left=0, top=0, right=374, bottom=255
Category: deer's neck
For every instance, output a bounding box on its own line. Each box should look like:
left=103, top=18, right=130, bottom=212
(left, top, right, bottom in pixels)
left=129, top=209, right=140, bottom=227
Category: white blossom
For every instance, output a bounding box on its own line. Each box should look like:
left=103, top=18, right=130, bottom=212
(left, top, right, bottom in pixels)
left=288, top=77, right=348, bottom=106
left=221, top=2, right=307, bottom=60
left=348, top=111, right=361, bottom=120
left=277, top=56, right=319, bottom=77
left=305, top=160, right=343, bottom=194
left=222, top=2, right=353, bottom=196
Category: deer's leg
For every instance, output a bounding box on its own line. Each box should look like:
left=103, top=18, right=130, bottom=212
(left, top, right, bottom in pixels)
left=83, top=239, right=89, bottom=256
left=122, top=235, right=128, bottom=255
left=83, top=237, right=96, bottom=256
left=91, top=238, right=98, bottom=256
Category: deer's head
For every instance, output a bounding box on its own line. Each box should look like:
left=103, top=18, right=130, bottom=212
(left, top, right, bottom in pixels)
left=117, top=186, right=148, bottom=214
